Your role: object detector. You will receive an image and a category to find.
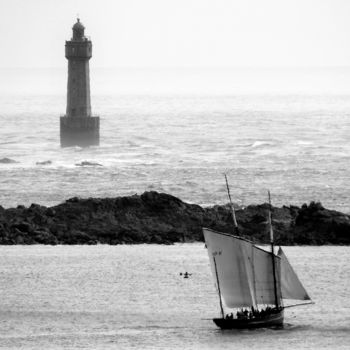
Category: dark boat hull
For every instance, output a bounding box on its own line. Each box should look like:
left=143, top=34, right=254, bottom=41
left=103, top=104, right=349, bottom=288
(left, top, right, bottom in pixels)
left=213, top=309, right=284, bottom=329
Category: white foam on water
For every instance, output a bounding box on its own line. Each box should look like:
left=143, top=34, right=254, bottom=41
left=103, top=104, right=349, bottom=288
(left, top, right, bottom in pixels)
left=251, top=141, right=275, bottom=148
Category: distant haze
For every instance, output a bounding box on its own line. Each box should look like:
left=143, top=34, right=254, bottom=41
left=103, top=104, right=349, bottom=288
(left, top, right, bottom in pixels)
left=0, top=0, right=349, bottom=69
left=1, top=67, right=350, bottom=96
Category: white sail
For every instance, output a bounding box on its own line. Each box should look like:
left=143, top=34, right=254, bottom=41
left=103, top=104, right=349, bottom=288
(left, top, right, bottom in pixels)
left=203, top=228, right=281, bottom=308
left=251, top=244, right=281, bottom=305
left=278, top=247, right=311, bottom=301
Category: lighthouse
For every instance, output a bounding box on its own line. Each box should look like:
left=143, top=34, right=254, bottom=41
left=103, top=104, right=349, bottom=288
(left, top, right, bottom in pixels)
left=60, top=18, right=100, bottom=147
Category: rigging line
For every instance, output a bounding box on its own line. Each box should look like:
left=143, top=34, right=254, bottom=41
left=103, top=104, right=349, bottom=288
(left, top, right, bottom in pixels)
left=251, top=244, right=257, bottom=307
left=213, top=255, right=225, bottom=319
left=283, top=301, right=315, bottom=309
left=224, top=173, right=238, bottom=232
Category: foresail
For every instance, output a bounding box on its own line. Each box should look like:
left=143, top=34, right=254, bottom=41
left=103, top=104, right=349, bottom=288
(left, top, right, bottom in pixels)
left=203, top=228, right=254, bottom=307
left=203, top=228, right=281, bottom=308
left=278, top=247, right=311, bottom=301
left=252, top=245, right=281, bottom=305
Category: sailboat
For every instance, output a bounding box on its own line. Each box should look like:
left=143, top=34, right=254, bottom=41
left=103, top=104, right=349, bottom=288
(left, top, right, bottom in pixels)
left=203, top=185, right=312, bottom=329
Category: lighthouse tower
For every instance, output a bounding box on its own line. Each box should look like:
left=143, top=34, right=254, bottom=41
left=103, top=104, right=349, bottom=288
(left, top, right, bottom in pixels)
left=60, top=19, right=100, bottom=147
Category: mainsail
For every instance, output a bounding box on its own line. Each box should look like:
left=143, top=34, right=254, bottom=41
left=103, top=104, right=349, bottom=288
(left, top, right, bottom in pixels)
left=278, top=247, right=311, bottom=301
left=203, top=228, right=281, bottom=308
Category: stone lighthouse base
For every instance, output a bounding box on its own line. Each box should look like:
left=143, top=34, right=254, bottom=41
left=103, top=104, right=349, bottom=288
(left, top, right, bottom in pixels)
left=60, top=116, right=100, bottom=147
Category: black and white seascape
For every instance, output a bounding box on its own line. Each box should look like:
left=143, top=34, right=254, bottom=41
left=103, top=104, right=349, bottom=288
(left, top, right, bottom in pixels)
left=0, top=245, right=348, bottom=349
left=0, top=1, right=349, bottom=349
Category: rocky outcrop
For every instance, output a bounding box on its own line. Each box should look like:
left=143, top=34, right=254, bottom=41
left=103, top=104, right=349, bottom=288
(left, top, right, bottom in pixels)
left=75, top=161, right=102, bottom=167
left=36, top=160, right=52, bottom=165
left=0, top=158, right=18, bottom=164
left=0, top=192, right=349, bottom=245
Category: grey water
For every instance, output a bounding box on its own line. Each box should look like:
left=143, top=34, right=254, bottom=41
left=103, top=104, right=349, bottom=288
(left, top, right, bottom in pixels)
left=0, top=67, right=350, bottom=212
left=0, top=244, right=349, bottom=349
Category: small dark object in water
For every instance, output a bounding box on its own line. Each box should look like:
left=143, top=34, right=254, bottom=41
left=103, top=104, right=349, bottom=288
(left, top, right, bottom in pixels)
left=36, top=160, right=52, bottom=165
left=180, top=272, right=192, bottom=278
left=0, top=157, right=17, bottom=164
left=75, top=161, right=103, bottom=167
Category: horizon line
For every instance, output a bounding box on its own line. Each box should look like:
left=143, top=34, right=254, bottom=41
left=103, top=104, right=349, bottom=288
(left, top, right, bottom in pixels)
left=1, top=65, right=350, bottom=70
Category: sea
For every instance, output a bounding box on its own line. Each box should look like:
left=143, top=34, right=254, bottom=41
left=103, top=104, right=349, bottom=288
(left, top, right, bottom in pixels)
left=0, top=67, right=349, bottom=212
left=0, top=67, right=349, bottom=349
left=0, top=244, right=349, bottom=350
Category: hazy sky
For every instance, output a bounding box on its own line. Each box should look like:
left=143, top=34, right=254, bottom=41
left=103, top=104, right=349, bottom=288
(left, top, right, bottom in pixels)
left=0, top=0, right=349, bottom=68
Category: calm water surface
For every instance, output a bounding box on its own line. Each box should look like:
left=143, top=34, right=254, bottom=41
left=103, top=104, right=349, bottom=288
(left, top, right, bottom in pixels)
left=0, top=244, right=348, bottom=349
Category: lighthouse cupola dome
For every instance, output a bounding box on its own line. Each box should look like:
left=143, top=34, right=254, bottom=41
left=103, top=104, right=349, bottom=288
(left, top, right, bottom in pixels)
left=72, top=18, right=85, bottom=40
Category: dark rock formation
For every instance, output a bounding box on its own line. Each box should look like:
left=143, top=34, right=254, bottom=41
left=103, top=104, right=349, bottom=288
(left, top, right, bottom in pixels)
left=75, top=161, right=103, bottom=167
left=0, top=192, right=349, bottom=245
left=0, top=157, right=18, bottom=164
left=36, top=160, right=52, bottom=165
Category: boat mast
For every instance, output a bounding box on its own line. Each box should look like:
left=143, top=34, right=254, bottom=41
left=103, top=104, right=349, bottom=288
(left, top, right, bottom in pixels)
left=224, top=174, right=239, bottom=235
left=213, top=254, right=225, bottom=318
left=268, top=190, right=279, bottom=309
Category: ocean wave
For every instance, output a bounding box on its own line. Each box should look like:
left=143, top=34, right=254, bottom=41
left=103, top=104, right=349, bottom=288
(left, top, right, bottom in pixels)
left=296, top=140, right=313, bottom=146
left=251, top=141, right=276, bottom=148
